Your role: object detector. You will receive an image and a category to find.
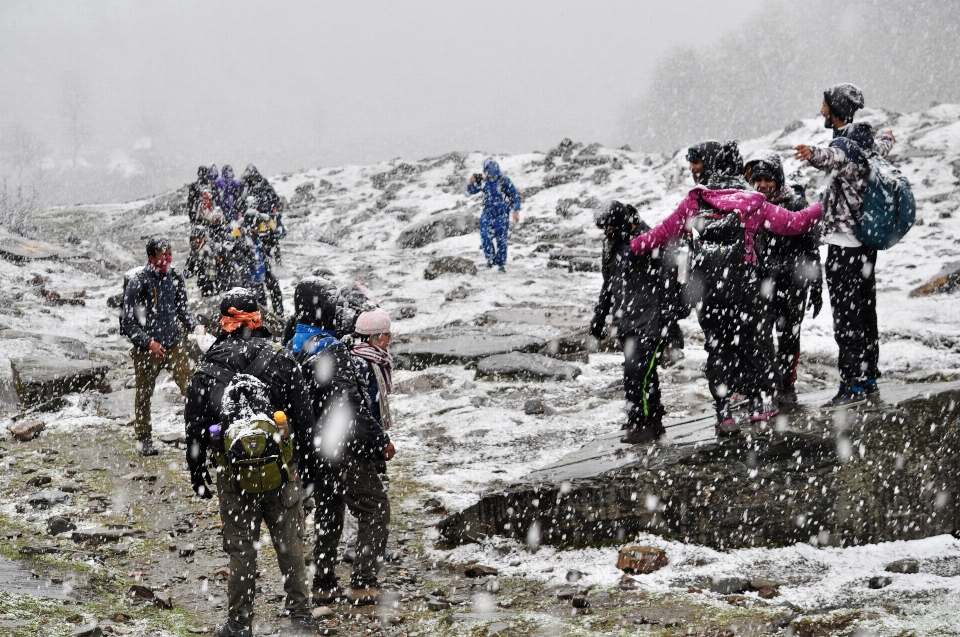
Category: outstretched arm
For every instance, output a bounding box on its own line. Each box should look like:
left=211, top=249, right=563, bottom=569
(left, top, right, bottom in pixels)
left=630, top=193, right=699, bottom=256
left=760, top=201, right=824, bottom=236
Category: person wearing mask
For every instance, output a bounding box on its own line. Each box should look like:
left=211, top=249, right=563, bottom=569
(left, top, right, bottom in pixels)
left=287, top=278, right=394, bottom=607
left=794, top=83, right=896, bottom=407
left=591, top=200, right=670, bottom=445
left=184, top=288, right=319, bottom=637
left=631, top=142, right=823, bottom=435
left=467, top=159, right=522, bottom=272
left=120, top=237, right=205, bottom=456
left=745, top=151, right=823, bottom=406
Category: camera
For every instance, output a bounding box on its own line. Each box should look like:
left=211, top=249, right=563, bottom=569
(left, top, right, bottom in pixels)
left=473, top=173, right=483, bottom=184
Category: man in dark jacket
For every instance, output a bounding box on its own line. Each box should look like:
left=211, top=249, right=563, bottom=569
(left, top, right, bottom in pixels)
left=287, top=278, right=394, bottom=607
left=184, top=288, right=318, bottom=637
left=591, top=201, right=669, bottom=445
left=467, top=159, right=522, bottom=272
left=242, top=165, right=285, bottom=260
left=186, top=165, right=216, bottom=224
left=795, top=83, right=896, bottom=407
left=121, top=237, right=204, bottom=456
left=745, top=151, right=823, bottom=406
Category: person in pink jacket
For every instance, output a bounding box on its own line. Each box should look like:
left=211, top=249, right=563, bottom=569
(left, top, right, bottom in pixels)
left=631, top=141, right=823, bottom=435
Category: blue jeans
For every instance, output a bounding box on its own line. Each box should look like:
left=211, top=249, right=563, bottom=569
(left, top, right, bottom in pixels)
left=480, top=213, right=510, bottom=267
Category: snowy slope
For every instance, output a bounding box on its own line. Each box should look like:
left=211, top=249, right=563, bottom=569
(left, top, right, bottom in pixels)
left=4, top=105, right=960, bottom=634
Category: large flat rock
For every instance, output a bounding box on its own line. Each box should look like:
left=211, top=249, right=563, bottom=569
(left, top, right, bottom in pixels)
left=438, top=381, right=960, bottom=550
left=11, top=356, right=110, bottom=408
left=480, top=308, right=588, bottom=330
left=397, top=211, right=479, bottom=248
left=0, top=235, right=80, bottom=261
left=0, top=331, right=88, bottom=358
left=394, top=334, right=546, bottom=370
left=475, top=352, right=581, bottom=381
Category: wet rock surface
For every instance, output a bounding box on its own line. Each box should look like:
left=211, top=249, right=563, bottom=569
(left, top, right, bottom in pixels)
left=438, top=381, right=960, bottom=549
left=11, top=356, right=109, bottom=408
left=397, top=211, right=479, bottom=248
left=394, top=334, right=546, bottom=369
left=423, top=255, right=478, bottom=280
left=475, top=352, right=581, bottom=381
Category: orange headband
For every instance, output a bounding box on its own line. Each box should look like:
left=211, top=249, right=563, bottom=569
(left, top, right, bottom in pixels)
left=220, top=308, right=263, bottom=333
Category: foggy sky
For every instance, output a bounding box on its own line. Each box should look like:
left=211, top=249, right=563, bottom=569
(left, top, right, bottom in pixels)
left=1, top=0, right=762, bottom=203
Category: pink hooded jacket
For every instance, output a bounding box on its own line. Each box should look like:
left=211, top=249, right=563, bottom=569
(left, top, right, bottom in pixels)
left=630, top=187, right=824, bottom=263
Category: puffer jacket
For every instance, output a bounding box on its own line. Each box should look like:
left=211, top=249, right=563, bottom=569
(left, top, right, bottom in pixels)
left=808, top=122, right=895, bottom=236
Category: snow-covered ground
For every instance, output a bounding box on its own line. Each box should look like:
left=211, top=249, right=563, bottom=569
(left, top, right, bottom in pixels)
left=4, top=104, right=960, bottom=634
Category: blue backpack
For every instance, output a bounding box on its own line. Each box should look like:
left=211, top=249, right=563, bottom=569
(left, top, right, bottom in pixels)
left=847, top=143, right=915, bottom=249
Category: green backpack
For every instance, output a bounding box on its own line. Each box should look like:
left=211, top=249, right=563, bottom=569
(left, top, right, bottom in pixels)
left=213, top=374, right=295, bottom=495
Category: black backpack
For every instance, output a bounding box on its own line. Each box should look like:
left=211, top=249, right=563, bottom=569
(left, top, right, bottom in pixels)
left=687, top=200, right=756, bottom=307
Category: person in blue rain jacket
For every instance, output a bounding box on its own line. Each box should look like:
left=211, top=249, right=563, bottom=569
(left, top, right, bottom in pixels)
left=466, top=159, right=522, bottom=272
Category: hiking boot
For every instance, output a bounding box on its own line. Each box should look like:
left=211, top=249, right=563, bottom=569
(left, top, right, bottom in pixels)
left=715, top=417, right=740, bottom=436
left=283, top=615, right=321, bottom=635
left=346, top=586, right=380, bottom=606
left=619, top=421, right=666, bottom=445
left=498, top=265, right=506, bottom=273
left=486, top=260, right=493, bottom=269
left=778, top=388, right=799, bottom=407
left=749, top=395, right=780, bottom=422
left=214, top=620, right=252, bottom=637
left=822, top=383, right=867, bottom=409
left=312, top=585, right=342, bottom=605
left=137, top=439, right=159, bottom=457
left=865, top=378, right=880, bottom=398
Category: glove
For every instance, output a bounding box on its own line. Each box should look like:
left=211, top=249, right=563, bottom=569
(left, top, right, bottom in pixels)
left=809, top=267, right=824, bottom=319
left=190, top=465, right=213, bottom=499
left=590, top=314, right=608, bottom=341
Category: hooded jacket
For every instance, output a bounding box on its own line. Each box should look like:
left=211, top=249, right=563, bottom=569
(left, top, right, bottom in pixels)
left=467, top=160, right=522, bottom=216
left=744, top=150, right=816, bottom=260
left=215, top=164, right=244, bottom=219
left=630, top=187, right=823, bottom=264
left=807, top=122, right=895, bottom=238
left=242, top=165, right=283, bottom=217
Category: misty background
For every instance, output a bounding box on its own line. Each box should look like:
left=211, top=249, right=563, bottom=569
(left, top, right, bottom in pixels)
left=1, top=0, right=956, bottom=208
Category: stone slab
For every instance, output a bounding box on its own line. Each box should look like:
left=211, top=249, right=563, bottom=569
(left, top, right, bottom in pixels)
left=397, top=211, right=479, bottom=248
left=475, top=353, right=581, bottom=382
left=438, top=381, right=960, bottom=550
left=0, top=236, right=80, bottom=262
left=0, top=558, right=73, bottom=599
left=0, top=330, right=89, bottom=357
left=394, top=334, right=546, bottom=370
left=11, top=356, right=110, bottom=408
left=480, top=308, right=588, bottom=330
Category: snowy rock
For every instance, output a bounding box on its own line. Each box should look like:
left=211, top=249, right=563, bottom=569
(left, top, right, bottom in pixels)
left=8, top=419, right=45, bottom=442
left=27, top=490, right=69, bottom=509
left=69, top=623, right=103, bottom=637
left=486, top=621, right=511, bottom=636
left=909, top=261, right=960, bottom=296
left=463, top=564, right=498, bottom=578
left=885, top=558, right=920, bottom=574
left=11, top=356, right=109, bottom=408
left=616, top=546, right=668, bottom=574
left=709, top=577, right=750, bottom=595
left=869, top=576, right=893, bottom=589
left=397, top=211, right=478, bottom=248
left=523, top=399, right=556, bottom=416
left=439, top=381, right=960, bottom=550
left=423, top=256, right=478, bottom=280
left=475, top=353, right=581, bottom=382
left=393, top=334, right=545, bottom=369
left=393, top=373, right=449, bottom=394
left=47, top=516, right=76, bottom=536
left=0, top=235, right=80, bottom=262
left=72, top=527, right=141, bottom=545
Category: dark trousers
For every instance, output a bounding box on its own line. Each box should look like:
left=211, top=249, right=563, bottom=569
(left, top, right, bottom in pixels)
left=480, top=213, right=510, bottom=267
left=697, top=301, right=779, bottom=410
left=826, top=244, right=879, bottom=383
left=313, top=457, right=390, bottom=589
left=621, top=335, right=663, bottom=427
left=218, top=476, right=310, bottom=627
left=771, top=266, right=810, bottom=391
left=265, top=269, right=284, bottom=316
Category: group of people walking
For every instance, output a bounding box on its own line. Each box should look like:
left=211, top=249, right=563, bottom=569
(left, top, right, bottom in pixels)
left=595, top=83, right=896, bottom=443
left=184, top=164, right=287, bottom=321
left=122, top=233, right=396, bottom=634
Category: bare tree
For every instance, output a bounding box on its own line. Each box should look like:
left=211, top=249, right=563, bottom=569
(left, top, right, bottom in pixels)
left=62, top=79, right=89, bottom=166
left=0, top=123, right=45, bottom=188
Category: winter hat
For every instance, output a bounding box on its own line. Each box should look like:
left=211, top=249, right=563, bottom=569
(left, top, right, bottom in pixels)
left=593, top=200, right=639, bottom=230
left=197, top=165, right=208, bottom=179
left=293, top=277, right=342, bottom=331
left=220, top=287, right=259, bottom=316
left=824, top=83, right=864, bottom=123
left=207, top=165, right=219, bottom=181
left=355, top=308, right=391, bottom=335
left=189, top=225, right=206, bottom=240
left=483, top=159, right=501, bottom=178
left=145, top=236, right=171, bottom=257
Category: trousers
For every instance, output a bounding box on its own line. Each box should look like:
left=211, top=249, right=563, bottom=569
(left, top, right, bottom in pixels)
left=131, top=341, right=192, bottom=441
left=312, top=456, right=390, bottom=589
left=480, top=213, right=510, bottom=267
left=621, top=335, right=664, bottom=427
left=826, top=244, right=879, bottom=383
left=218, top=475, right=310, bottom=627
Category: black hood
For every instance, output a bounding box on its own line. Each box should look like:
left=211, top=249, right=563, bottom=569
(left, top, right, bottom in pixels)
left=293, top=277, right=342, bottom=331
left=744, top=150, right=785, bottom=190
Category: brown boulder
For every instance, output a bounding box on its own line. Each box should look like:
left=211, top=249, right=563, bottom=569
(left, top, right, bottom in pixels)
left=616, top=546, right=668, bottom=574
